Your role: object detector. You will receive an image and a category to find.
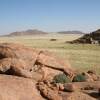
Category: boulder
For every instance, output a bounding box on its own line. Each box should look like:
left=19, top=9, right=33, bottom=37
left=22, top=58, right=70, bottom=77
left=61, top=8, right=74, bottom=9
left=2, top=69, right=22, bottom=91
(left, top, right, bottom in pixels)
left=0, top=75, right=44, bottom=100
left=64, top=83, right=78, bottom=92
left=0, top=43, right=75, bottom=81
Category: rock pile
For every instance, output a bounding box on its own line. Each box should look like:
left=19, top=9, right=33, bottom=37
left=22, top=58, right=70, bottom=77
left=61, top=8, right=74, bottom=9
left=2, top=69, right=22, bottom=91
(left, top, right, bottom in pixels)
left=0, top=43, right=75, bottom=81
left=0, top=43, right=99, bottom=100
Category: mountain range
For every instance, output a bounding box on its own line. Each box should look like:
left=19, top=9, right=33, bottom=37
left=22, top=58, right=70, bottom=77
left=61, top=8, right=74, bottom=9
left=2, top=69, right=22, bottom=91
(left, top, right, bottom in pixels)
left=2, top=29, right=85, bottom=37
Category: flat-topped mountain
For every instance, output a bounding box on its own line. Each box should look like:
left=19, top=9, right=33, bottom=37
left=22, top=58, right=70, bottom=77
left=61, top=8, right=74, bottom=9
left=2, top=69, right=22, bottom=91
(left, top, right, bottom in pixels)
left=5, top=29, right=48, bottom=36
left=57, top=31, right=84, bottom=34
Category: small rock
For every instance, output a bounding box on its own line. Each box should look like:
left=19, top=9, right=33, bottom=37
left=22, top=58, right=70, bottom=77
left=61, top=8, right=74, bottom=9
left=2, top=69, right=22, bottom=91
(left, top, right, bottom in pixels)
left=64, top=83, right=78, bottom=92
left=56, top=83, right=64, bottom=91
left=87, top=70, right=98, bottom=81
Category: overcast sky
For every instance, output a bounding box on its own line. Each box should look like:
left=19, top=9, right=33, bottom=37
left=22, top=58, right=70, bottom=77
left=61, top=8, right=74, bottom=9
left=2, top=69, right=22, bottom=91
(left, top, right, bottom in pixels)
left=0, top=0, right=100, bottom=34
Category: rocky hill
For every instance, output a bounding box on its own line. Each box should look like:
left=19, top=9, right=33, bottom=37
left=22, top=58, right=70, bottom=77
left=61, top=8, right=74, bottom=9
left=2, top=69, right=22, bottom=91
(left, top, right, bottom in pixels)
left=69, top=29, right=100, bottom=44
left=90, top=29, right=100, bottom=40
left=5, top=29, right=48, bottom=36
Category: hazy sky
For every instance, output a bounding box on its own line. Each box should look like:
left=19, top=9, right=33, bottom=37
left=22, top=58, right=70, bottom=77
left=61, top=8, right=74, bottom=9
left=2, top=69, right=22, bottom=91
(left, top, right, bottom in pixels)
left=0, top=0, right=100, bottom=34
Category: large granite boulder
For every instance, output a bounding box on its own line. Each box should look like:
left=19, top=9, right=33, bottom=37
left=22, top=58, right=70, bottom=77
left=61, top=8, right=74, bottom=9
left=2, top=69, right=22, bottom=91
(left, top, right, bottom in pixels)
left=0, top=43, right=75, bottom=81
left=0, top=75, right=44, bottom=100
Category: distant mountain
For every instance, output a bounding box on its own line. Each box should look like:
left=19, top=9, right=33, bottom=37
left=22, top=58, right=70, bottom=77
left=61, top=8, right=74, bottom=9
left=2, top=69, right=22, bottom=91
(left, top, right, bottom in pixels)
left=5, top=29, right=48, bottom=37
left=57, top=31, right=84, bottom=34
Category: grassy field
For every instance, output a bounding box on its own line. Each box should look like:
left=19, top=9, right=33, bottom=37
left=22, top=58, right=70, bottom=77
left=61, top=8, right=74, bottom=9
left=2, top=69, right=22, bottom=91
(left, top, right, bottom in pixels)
left=0, top=34, right=100, bottom=74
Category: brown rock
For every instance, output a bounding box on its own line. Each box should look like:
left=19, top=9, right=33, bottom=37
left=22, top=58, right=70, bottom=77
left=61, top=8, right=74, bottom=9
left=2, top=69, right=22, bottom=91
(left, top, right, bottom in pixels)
left=56, top=83, right=64, bottom=91
left=64, top=83, right=78, bottom=92
left=37, top=82, right=62, bottom=100
left=62, top=92, right=96, bottom=100
left=64, top=81, right=100, bottom=91
left=0, top=43, right=75, bottom=81
left=0, top=74, right=44, bottom=100
left=87, top=70, right=98, bottom=81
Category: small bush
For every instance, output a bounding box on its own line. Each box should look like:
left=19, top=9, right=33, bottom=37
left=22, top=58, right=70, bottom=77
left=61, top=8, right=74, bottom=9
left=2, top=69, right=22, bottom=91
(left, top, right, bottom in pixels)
left=72, top=74, right=86, bottom=82
left=53, top=73, right=71, bottom=84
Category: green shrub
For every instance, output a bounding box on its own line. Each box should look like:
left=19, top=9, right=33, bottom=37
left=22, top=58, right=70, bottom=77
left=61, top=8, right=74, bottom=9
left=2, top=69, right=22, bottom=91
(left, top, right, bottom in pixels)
left=53, top=73, right=71, bottom=84
left=72, top=74, right=86, bottom=82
